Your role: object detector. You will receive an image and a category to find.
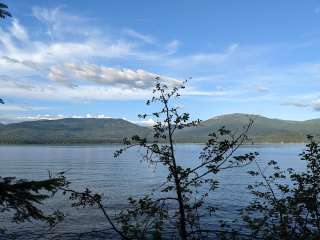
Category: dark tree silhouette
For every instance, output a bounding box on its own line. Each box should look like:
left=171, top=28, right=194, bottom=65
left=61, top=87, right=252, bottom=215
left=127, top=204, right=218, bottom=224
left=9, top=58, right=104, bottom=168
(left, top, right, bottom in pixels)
left=68, top=79, right=257, bottom=239
left=114, top=79, right=257, bottom=239
left=0, top=175, right=67, bottom=229
left=0, top=2, right=11, bottom=19
left=243, top=135, right=320, bottom=239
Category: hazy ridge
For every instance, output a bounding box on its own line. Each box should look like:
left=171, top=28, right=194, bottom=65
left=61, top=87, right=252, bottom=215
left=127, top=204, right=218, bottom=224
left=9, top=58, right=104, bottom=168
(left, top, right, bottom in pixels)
left=0, top=113, right=319, bottom=144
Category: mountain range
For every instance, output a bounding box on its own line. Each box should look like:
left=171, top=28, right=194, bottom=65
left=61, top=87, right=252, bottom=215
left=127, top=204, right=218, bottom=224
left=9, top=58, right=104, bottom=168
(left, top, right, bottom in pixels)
left=0, top=113, right=319, bottom=144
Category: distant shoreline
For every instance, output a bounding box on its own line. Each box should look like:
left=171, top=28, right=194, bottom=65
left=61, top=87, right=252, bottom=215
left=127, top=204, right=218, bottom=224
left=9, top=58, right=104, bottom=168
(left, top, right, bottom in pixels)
left=0, top=114, right=318, bottom=145
left=0, top=142, right=308, bottom=146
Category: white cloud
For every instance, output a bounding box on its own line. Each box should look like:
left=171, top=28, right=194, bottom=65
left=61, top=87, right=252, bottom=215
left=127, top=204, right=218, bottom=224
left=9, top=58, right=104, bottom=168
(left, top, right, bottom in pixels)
left=0, top=78, right=151, bottom=101
left=312, top=100, right=320, bottom=111
left=48, top=65, right=75, bottom=87
left=255, top=85, right=269, bottom=93
left=0, top=113, right=112, bottom=124
left=0, top=74, right=225, bottom=102
left=228, top=43, right=239, bottom=53
left=0, top=103, right=47, bottom=112
left=192, top=74, right=226, bottom=82
left=48, top=62, right=181, bottom=89
left=124, top=29, right=155, bottom=44
left=166, top=40, right=180, bottom=54
left=159, top=43, right=239, bottom=68
left=216, top=86, right=224, bottom=91
left=10, top=19, right=29, bottom=42
left=279, top=95, right=320, bottom=111
left=2, top=6, right=319, bottom=114
left=0, top=8, right=134, bottom=75
left=0, top=8, right=253, bottom=92
left=17, top=114, right=65, bottom=121
left=281, top=102, right=309, bottom=108
left=183, top=90, right=228, bottom=97
left=132, top=118, right=156, bottom=126
left=32, top=6, right=62, bottom=24
left=2, top=56, right=40, bottom=70
left=0, top=114, right=63, bottom=124
left=32, top=6, right=92, bottom=39
left=0, top=7, right=189, bottom=100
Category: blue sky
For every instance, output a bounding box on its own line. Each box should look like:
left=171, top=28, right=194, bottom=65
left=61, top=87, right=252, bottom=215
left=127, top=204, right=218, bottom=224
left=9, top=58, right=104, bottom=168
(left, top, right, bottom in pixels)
left=1, top=0, right=320, bottom=124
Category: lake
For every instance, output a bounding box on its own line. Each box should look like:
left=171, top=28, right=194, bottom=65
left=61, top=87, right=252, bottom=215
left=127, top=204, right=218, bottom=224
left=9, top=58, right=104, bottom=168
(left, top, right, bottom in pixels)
left=0, top=144, right=306, bottom=239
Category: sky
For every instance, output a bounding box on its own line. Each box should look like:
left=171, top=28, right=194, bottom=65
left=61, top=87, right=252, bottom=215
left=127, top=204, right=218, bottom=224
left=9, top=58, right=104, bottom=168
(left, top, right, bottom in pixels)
left=1, top=0, right=320, bottom=124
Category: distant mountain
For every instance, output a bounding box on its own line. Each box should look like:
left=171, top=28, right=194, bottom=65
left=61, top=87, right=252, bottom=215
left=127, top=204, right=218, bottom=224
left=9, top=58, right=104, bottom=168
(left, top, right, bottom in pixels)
left=0, top=118, right=150, bottom=144
left=176, top=113, right=320, bottom=143
left=0, top=114, right=319, bottom=144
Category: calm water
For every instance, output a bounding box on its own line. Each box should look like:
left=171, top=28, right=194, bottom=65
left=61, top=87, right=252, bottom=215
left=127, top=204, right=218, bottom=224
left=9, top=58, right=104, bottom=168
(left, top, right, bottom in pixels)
left=0, top=144, right=306, bottom=239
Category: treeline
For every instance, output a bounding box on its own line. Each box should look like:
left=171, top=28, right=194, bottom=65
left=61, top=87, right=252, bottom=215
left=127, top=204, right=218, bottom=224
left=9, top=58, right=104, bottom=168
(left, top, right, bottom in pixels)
left=0, top=116, right=317, bottom=144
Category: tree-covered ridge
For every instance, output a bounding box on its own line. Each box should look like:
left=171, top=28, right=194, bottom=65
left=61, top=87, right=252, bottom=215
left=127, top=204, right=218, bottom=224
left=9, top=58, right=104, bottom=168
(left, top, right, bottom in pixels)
left=0, top=118, right=150, bottom=144
left=1, top=114, right=320, bottom=144
left=176, top=113, right=320, bottom=143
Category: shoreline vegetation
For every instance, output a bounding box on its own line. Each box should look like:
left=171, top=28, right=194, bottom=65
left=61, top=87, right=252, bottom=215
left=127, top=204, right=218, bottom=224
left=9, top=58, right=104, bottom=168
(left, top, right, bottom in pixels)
left=0, top=113, right=319, bottom=144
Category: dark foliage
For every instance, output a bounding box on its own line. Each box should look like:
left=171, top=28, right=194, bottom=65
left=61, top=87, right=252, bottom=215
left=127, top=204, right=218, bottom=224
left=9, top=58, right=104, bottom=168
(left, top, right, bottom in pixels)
left=243, top=135, right=320, bottom=239
left=112, top=78, right=257, bottom=239
left=61, top=187, right=130, bottom=240
left=62, top=79, right=256, bottom=240
left=0, top=174, right=68, bottom=232
left=0, top=2, right=11, bottom=19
